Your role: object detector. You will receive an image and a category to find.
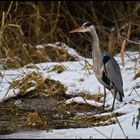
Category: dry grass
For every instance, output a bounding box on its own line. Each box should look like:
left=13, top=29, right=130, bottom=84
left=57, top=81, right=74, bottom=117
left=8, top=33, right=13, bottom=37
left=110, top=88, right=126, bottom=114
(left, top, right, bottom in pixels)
left=10, top=71, right=67, bottom=98
left=134, top=70, right=140, bottom=80
left=0, top=2, right=139, bottom=135
left=0, top=1, right=139, bottom=68
left=0, top=73, right=125, bottom=134
left=48, top=64, right=66, bottom=73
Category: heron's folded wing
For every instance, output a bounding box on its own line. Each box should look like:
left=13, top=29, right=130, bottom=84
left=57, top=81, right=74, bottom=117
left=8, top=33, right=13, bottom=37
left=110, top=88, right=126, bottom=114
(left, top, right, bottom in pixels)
left=104, top=56, right=124, bottom=95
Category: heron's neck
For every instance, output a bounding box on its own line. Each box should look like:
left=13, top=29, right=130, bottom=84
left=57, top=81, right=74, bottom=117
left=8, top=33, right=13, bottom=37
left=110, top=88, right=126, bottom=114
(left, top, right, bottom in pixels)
left=90, top=29, right=103, bottom=74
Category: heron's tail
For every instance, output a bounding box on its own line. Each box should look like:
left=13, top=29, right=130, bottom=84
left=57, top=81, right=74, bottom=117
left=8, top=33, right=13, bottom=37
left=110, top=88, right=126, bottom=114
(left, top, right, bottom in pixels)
left=111, top=89, right=124, bottom=102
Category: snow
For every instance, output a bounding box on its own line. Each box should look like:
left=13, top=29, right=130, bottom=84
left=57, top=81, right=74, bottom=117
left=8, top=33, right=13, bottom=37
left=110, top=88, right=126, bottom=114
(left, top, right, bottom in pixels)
left=65, top=96, right=103, bottom=107
left=46, top=42, right=85, bottom=60
left=0, top=112, right=140, bottom=139
left=0, top=49, right=140, bottom=138
left=35, top=45, right=44, bottom=49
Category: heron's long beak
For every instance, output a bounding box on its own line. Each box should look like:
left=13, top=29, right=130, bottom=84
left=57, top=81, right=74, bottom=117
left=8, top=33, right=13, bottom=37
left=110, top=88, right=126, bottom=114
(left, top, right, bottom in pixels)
left=69, top=27, right=83, bottom=33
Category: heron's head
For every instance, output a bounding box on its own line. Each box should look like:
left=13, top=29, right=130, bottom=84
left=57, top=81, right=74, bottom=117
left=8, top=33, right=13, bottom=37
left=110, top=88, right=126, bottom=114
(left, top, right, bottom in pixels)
left=69, top=22, right=95, bottom=33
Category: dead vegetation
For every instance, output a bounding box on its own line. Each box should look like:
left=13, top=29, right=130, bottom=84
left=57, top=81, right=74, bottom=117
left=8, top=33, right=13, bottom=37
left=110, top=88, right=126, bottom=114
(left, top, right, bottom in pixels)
left=134, top=70, right=140, bottom=80
left=0, top=71, right=125, bottom=134
left=0, top=1, right=139, bottom=68
left=10, top=71, right=67, bottom=98
left=48, top=64, right=66, bottom=73
left=0, top=1, right=139, bottom=135
left=78, top=91, right=103, bottom=102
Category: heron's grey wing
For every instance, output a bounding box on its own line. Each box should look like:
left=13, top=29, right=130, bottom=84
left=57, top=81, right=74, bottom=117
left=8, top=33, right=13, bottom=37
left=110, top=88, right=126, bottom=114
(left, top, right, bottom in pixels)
left=104, top=55, right=124, bottom=96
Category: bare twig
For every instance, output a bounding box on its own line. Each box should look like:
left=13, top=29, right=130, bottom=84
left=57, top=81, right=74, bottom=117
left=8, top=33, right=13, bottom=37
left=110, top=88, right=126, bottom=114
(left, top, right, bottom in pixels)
left=92, top=127, right=110, bottom=139
left=115, top=116, right=128, bottom=139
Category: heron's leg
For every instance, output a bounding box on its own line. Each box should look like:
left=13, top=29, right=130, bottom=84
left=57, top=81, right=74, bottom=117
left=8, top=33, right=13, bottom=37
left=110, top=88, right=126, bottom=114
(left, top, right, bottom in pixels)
left=103, top=86, right=106, bottom=110
left=111, top=90, right=117, bottom=110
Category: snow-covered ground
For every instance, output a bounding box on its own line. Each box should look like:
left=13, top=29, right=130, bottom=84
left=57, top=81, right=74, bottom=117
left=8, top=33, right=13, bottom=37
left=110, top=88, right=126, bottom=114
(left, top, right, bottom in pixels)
left=0, top=48, right=140, bottom=138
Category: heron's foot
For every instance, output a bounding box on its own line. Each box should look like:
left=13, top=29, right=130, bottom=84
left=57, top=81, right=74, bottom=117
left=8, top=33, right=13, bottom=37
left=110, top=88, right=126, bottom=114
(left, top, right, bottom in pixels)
left=110, top=107, right=114, bottom=112
left=101, top=104, right=111, bottom=112
left=104, top=104, right=115, bottom=112
left=101, top=104, right=108, bottom=110
left=102, top=104, right=105, bottom=111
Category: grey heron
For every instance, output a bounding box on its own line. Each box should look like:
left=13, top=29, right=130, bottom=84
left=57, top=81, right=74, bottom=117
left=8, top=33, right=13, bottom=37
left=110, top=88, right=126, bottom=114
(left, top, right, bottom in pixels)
left=69, top=22, right=124, bottom=110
